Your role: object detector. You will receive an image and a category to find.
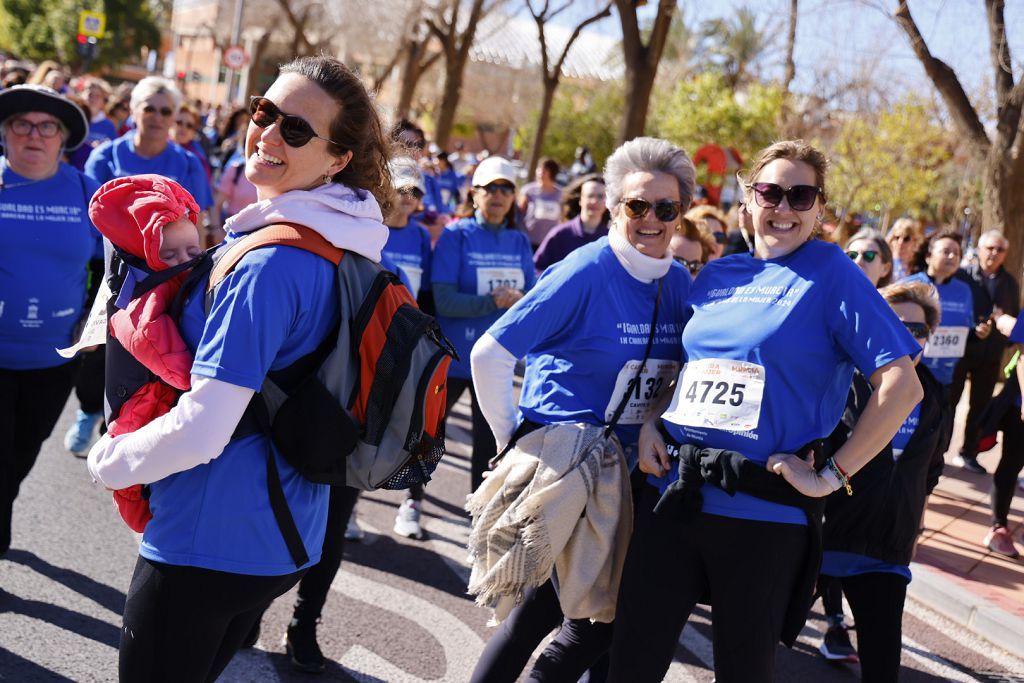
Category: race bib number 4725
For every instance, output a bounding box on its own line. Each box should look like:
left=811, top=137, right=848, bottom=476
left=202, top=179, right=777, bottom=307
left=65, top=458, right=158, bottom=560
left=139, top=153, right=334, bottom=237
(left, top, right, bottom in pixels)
left=661, top=359, right=766, bottom=432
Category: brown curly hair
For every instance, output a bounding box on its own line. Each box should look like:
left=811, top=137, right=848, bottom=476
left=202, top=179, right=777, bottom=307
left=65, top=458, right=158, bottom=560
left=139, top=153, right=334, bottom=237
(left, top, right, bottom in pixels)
left=279, top=56, right=394, bottom=214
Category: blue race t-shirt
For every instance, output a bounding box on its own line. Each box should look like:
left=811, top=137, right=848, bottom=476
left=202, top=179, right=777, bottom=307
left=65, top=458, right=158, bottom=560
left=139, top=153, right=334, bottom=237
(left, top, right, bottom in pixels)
left=489, top=238, right=691, bottom=453
left=902, top=272, right=973, bottom=385
left=383, top=219, right=433, bottom=298
left=140, top=242, right=337, bottom=575
left=891, top=403, right=921, bottom=459
left=432, top=217, right=536, bottom=379
left=0, top=161, right=102, bottom=369
left=84, top=134, right=214, bottom=209
left=87, top=117, right=117, bottom=146
left=821, top=550, right=912, bottom=582
left=660, top=240, right=921, bottom=524
left=435, top=168, right=464, bottom=211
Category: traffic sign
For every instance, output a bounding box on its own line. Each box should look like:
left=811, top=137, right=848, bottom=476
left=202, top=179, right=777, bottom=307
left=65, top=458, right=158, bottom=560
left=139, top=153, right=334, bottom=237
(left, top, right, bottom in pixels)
left=78, top=10, right=105, bottom=39
left=222, top=45, right=249, bottom=71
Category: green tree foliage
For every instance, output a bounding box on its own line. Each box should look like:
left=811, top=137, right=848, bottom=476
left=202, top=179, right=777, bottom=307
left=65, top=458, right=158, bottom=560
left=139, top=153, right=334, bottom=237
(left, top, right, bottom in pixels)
left=652, top=71, right=783, bottom=166
left=827, top=96, right=953, bottom=222
left=521, top=81, right=624, bottom=169
left=698, top=7, right=773, bottom=89
left=0, top=0, right=159, bottom=69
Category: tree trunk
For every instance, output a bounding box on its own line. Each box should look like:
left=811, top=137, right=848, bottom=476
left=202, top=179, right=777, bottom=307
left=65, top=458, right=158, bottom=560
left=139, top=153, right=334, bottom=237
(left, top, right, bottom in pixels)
left=619, top=64, right=657, bottom=143
left=986, top=154, right=1024, bottom=280
left=527, top=80, right=558, bottom=179
left=396, top=42, right=421, bottom=120
left=435, top=61, right=465, bottom=149
left=615, top=0, right=676, bottom=145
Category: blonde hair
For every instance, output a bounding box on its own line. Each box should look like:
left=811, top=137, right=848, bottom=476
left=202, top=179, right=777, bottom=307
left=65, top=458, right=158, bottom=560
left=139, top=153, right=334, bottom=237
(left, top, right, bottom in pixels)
left=741, top=139, right=829, bottom=205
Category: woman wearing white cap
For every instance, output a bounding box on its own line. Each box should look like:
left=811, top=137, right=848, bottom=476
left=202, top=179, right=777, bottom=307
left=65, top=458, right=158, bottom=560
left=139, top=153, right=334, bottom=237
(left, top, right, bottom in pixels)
left=0, top=85, right=102, bottom=556
left=431, top=156, right=536, bottom=492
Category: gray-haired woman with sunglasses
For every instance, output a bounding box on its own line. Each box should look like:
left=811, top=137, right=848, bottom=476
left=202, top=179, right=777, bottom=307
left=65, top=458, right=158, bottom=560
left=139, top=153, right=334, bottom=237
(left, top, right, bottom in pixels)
left=466, top=137, right=695, bottom=682
left=609, top=140, right=923, bottom=682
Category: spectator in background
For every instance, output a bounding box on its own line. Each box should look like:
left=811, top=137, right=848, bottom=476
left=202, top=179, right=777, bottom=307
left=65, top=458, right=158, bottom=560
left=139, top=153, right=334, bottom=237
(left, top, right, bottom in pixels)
left=518, top=157, right=563, bottom=249
left=724, top=200, right=755, bottom=255
left=209, top=147, right=258, bottom=244
left=435, top=152, right=463, bottom=212
left=215, top=106, right=250, bottom=169
left=670, top=216, right=715, bottom=278
left=569, top=144, right=596, bottom=179
left=686, top=204, right=729, bottom=260
left=172, top=103, right=212, bottom=180
left=888, top=217, right=923, bottom=281
left=534, top=173, right=609, bottom=272
left=951, top=230, right=1020, bottom=474
left=107, top=84, right=133, bottom=136
left=83, top=78, right=116, bottom=144
left=28, top=61, right=66, bottom=93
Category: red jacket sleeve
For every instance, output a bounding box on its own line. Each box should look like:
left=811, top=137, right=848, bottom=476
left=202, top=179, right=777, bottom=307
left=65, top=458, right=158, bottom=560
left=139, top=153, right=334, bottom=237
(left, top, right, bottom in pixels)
left=108, top=279, right=193, bottom=391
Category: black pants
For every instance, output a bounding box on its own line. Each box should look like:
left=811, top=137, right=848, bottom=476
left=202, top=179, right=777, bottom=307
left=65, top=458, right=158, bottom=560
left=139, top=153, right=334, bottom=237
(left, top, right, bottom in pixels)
left=608, top=487, right=807, bottom=683
left=949, top=351, right=1001, bottom=458
left=823, top=572, right=907, bottom=683
left=819, top=575, right=844, bottom=622
left=293, top=484, right=361, bottom=620
left=992, top=407, right=1024, bottom=527
left=0, top=361, right=78, bottom=554
left=73, top=347, right=106, bottom=415
left=470, top=579, right=613, bottom=683
left=119, top=556, right=305, bottom=682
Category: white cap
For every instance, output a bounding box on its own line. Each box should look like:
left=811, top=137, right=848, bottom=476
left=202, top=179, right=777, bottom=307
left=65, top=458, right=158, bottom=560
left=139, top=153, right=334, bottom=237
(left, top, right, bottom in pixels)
left=472, top=156, right=516, bottom=187
left=389, top=156, right=426, bottom=194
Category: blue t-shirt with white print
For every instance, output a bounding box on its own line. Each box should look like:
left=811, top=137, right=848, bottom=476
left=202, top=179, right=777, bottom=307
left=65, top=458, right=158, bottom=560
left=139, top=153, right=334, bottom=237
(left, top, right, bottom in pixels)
left=659, top=240, right=921, bottom=525
left=140, top=240, right=336, bottom=575
left=383, top=219, right=432, bottom=298
left=85, top=134, right=213, bottom=209
left=0, top=160, right=102, bottom=369
left=489, top=238, right=691, bottom=452
left=431, top=216, right=536, bottom=379
left=901, top=272, right=974, bottom=385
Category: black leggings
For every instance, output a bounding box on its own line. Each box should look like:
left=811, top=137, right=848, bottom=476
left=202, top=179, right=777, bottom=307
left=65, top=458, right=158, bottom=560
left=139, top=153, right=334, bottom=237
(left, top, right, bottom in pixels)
left=72, top=347, right=106, bottom=415
left=949, top=352, right=1001, bottom=458
left=119, top=556, right=305, bottom=682
left=992, top=408, right=1024, bottom=528
left=470, top=579, right=613, bottom=683
left=293, top=484, right=361, bottom=620
left=0, top=361, right=78, bottom=554
left=608, top=487, right=807, bottom=683
left=409, top=376, right=495, bottom=501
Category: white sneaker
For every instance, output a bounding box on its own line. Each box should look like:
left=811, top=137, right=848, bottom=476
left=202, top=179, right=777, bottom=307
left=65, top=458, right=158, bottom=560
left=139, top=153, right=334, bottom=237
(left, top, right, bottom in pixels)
left=344, top=507, right=365, bottom=542
left=393, top=498, right=425, bottom=539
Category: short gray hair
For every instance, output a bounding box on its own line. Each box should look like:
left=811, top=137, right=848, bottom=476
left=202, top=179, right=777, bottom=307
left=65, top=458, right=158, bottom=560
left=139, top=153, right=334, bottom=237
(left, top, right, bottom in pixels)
left=978, top=229, right=1009, bottom=248
left=603, top=137, right=696, bottom=210
left=130, top=76, right=182, bottom=112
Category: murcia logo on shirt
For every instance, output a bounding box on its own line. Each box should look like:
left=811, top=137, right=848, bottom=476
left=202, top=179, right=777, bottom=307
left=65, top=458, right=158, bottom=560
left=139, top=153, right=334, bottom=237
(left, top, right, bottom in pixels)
left=20, top=298, right=42, bottom=328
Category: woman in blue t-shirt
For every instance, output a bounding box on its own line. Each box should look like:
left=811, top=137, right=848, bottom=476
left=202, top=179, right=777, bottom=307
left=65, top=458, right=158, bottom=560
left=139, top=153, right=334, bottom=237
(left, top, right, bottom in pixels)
left=431, top=156, right=536, bottom=493
left=608, top=141, right=924, bottom=682
left=467, top=137, right=695, bottom=682
left=87, top=56, right=393, bottom=680
left=0, top=85, right=99, bottom=557
left=903, top=230, right=990, bottom=388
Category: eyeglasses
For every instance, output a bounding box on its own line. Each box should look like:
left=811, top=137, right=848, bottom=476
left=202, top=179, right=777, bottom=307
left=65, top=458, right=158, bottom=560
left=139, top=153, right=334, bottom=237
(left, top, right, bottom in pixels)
left=846, top=249, right=878, bottom=263
left=902, top=320, right=930, bottom=340
left=143, top=104, right=175, bottom=117
left=980, top=244, right=1007, bottom=253
left=477, top=182, right=515, bottom=196
left=249, top=96, right=342, bottom=148
left=7, top=118, right=61, bottom=138
left=890, top=234, right=914, bottom=243
left=674, top=256, right=703, bottom=275
left=747, top=182, right=822, bottom=211
left=398, top=186, right=425, bottom=200
left=619, top=197, right=682, bottom=222
left=174, top=119, right=195, bottom=130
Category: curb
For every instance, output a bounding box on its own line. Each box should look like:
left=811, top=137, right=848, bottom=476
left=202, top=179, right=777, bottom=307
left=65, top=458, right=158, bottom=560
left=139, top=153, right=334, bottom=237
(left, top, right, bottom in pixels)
left=909, top=560, right=1024, bottom=659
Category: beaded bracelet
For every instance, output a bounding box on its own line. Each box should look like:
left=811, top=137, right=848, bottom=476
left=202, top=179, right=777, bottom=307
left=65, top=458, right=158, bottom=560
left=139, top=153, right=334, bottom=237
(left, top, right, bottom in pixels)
left=825, top=457, right=853, bottom=496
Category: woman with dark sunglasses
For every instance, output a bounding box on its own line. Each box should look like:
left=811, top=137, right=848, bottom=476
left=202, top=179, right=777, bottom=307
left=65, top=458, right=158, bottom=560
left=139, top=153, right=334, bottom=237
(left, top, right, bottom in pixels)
left=87, top=56, right=393, bottom=680
left=817, top=281, right=949, bottom=682
left=466, top=136, right=695, bottom=683
left=845, top=227, right=894, bottom=288
left=430, top=156, right=537, bottom=495
left=887, top=217, right=922, bottom=281
left=608, top=140, right=923, bottom=682
left=84, top=77, right=213, bottom=216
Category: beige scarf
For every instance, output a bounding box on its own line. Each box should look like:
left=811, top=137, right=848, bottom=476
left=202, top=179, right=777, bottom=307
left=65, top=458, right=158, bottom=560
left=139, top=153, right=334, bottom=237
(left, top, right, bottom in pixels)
left=465, top=423, right=633, bottom=624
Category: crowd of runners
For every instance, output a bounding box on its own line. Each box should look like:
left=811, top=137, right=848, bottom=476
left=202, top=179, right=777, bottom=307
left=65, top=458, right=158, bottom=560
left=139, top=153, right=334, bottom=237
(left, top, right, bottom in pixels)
left=1, top=54, right=1023, bottom=683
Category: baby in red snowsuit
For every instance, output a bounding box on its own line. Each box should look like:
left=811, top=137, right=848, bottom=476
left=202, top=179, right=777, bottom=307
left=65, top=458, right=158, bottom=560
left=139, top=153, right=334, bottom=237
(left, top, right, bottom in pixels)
left=89, top=174, right=202, bottom=532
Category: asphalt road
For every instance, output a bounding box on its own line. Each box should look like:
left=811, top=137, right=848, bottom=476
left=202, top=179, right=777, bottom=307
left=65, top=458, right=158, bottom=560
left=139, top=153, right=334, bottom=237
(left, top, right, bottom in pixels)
left=2, top=394, right=1024, bottom=682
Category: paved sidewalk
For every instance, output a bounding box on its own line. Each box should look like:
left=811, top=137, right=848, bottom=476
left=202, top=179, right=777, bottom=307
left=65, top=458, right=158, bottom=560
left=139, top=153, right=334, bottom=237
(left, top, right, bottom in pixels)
left=909, top=386, right=1024, bottom=660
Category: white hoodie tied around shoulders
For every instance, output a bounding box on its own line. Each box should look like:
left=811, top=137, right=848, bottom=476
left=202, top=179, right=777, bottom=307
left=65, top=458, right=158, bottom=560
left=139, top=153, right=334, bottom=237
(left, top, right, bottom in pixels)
left=87, top=183, right=389, bottom=490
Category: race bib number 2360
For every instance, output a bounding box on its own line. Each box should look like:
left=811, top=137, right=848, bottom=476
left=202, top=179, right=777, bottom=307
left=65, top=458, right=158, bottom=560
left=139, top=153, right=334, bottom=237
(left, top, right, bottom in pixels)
left=661, top=359, right=766, bottom=432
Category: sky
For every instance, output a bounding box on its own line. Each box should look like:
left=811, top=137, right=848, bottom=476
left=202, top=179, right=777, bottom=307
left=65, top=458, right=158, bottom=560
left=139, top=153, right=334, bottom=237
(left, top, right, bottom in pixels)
left=549, top=0, right=1024, bottom=115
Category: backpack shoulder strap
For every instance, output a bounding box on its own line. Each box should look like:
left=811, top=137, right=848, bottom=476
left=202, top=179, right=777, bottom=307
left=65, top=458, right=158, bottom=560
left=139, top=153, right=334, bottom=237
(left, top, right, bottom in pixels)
left=207, top=223, right=344, bottom=292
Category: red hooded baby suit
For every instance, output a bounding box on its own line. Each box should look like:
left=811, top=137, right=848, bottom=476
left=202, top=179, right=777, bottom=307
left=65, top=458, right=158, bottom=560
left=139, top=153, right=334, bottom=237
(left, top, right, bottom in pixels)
left=89, top=174, right=200, bottom=532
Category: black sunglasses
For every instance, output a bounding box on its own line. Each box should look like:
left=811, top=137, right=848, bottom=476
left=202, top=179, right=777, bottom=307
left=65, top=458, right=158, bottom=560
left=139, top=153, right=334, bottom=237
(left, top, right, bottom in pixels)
left=174, top=119, right=195, bottom=130
left=748, top=182, right=821, bottom=211
left=674, top=256, right=703, bottom=275
left=619, top=197, right=682, bottom=222
left=847, top=249, right=878, bottom=263
left=902, top=321, right=930, bottom=340
left=249, top=96, right=342, bottom=148
left=398, top=186, right=425, bottom=200
left=477, top=182, right=515, bottom=196
left=143, top=104, right=175, bottom=117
